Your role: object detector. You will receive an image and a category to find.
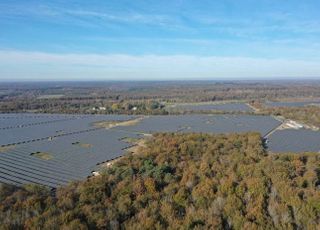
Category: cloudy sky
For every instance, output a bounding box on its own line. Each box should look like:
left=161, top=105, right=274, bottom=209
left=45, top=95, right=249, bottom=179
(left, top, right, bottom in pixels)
left=1, top=0, right=320, bottom=81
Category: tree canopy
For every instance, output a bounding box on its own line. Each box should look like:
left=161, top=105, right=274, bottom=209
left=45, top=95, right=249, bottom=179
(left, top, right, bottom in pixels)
left=1, top=132, right=320, bottom=229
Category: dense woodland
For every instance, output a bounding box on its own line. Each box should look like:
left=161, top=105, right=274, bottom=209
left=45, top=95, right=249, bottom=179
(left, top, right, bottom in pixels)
left=1, top=132, right=320, bottom=229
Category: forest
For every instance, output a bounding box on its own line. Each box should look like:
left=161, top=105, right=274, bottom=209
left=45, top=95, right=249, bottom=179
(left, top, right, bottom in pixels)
left=1, top=132, right=320, bottom=229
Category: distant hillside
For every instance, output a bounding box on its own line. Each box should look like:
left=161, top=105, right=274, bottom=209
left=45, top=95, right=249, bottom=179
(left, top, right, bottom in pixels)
left=1, top=132, right=320, bottom=229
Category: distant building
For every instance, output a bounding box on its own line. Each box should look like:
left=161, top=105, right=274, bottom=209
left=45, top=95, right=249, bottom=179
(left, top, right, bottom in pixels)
left=92, top=106, right=106, bottom=111
left=286, top=120, right=304, bottom=129
left=92, top=171, right=100, bottom=176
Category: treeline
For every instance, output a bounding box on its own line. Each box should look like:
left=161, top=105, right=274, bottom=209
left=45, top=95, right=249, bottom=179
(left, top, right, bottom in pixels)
left=1, top=132, right=320, bottom=229
left=251, top=101, right=320, bottom=128
left=0, top=99, right=168, bottom=115
left=263, top=106, right=320, bottom=128
left=2, top=82, right=320, bottom=113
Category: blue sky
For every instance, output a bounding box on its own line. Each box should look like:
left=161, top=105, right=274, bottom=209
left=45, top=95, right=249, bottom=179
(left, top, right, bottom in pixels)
left=1, top=0, right=320, bottom=80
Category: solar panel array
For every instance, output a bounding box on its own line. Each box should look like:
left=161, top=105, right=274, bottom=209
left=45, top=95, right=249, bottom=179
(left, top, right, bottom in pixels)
left=0, top=129, right=141, bottom=188
left=0, top=114, right=141, bottom=188
left=267, top=129, right=320, bottom=153
left=115, top=114, right=281, bottom=137
left=2, top=113, right=318, bottom=188
left=170, top=102, right=253, bottom=112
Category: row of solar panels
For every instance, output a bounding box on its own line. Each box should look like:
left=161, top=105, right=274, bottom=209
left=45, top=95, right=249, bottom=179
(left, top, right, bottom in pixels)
left=0, top=117, right=77, bottom=130
left=0, top=113, right=75, bottom=119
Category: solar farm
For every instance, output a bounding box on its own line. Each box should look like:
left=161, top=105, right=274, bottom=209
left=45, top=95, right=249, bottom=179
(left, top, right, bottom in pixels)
left=113, top=114, right=280, bottom=136
left=167, top=102, right=254, bottom=112
left=1, top=112, right=319, bottom=188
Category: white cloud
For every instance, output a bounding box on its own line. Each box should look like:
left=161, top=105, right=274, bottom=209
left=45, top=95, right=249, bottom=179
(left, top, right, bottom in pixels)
left=0, top=50, right=319, bottom=81
left=0, top=3, right=181, bottom=29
